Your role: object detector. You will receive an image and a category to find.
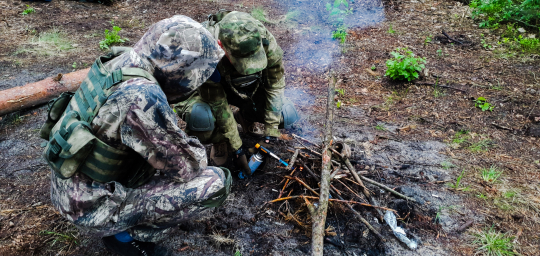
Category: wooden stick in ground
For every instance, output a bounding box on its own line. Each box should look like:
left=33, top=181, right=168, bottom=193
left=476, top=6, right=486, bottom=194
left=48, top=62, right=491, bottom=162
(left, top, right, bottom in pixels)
left=270, top=196, right=397, bottom=212
left=310, top=73, right=336, bottom=256
left=292, top=134, right=321, bottom=148
left=360, top=176, right=417, bottom=202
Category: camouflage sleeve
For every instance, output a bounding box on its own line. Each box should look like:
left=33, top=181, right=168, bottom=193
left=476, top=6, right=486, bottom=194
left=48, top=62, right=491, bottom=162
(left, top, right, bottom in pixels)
left=198, top=80, right=243, bottom=151
left=262, top=29, right=286, bottom=137
left=114, top=78, right=208, bottom=182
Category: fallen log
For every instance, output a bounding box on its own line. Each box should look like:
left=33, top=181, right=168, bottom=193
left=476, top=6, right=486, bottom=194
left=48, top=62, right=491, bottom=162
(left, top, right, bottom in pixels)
left=0, top=68, right=90, bottom=116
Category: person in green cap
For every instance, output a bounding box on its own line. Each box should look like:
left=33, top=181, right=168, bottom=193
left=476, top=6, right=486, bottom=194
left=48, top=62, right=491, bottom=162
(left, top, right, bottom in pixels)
left=173, top=10, right=300, bottom=177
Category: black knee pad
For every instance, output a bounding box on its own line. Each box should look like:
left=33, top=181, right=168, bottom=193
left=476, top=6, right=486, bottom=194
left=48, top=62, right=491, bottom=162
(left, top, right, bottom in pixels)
left=187, top=102, right=215, bottom=132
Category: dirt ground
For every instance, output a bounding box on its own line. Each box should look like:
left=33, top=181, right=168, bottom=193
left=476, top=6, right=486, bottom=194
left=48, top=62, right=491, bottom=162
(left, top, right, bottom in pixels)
left=1, top=0, right=539, bottom=255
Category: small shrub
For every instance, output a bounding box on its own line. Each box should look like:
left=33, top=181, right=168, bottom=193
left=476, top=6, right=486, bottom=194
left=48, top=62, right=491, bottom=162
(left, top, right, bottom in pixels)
left=99, top=26, right=129, bottom=50
left=475, top=97, right=494, bottom=111
left=21, top=5, right=34, bottom=15
left=385, top=48, right=426, bottom=82
left=473, top=226, right=515, bottom=256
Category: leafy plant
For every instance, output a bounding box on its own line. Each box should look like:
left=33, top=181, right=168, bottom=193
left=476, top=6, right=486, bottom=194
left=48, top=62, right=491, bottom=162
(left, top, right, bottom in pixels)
left=475, top=97, right=494, bottom=111
left=99, top=26, right=129, bottom=50
left=477, top=193, right=488, bottom=199
left=326, top=0, right=352, bottom=27
left=336, top=100, right=342, bottom=108
left=470, top=0, right=540, bottom=29
left=375, top=123, right=386, bottom=131
left=235, top=250, right=242, bottom=256
left=21, top=5, right=34, bottom=15
left=332, top=25, right=348, bottom=44
left=481, top=165, right=502, bottom=183
left=72, top=62, right=77, bottom=69
left=436, top=49, right=443, bottom=57
left=385, top=47, right=426, bottom=82
left=335, top=88, right=345, bottom=96
left=424, top=35, right=432, bottom=45
left=473, top=226, right=515, bottom=256
left=371, top=65, right=377, bottom=71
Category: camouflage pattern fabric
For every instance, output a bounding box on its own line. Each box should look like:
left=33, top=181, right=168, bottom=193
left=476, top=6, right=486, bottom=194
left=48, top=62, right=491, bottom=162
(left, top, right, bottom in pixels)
left=175, top=11, right=287, bottom=150
left=133, top=15, right=224, bottom=99
left=49, top=15, right=228, bottom=241
left=51, top=166, right=227, bottom=242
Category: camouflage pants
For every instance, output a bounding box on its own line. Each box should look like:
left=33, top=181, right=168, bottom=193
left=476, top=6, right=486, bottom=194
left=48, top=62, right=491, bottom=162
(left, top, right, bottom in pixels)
left=50, top=167, right=228, bottom=242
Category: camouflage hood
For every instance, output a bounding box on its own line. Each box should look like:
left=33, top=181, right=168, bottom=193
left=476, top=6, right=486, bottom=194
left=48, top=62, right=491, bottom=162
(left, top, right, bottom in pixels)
left=133, top=15, right=225, bottom=97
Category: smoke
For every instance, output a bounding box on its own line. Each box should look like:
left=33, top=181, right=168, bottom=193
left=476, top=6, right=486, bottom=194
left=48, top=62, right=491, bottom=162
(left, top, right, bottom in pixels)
left=284, top=0, right=385, bottom=72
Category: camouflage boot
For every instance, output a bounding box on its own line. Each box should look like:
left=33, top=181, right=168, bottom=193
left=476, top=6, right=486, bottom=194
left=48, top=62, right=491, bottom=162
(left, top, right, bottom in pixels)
left=210, top=141, right=229, bottom=166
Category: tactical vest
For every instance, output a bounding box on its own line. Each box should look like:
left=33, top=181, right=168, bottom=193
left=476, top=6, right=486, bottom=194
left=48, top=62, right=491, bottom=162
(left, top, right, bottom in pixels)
left=40, top=47, right=158, bottom=188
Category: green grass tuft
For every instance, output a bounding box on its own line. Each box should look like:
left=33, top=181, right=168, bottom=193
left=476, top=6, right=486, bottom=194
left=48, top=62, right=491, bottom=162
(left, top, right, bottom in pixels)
left=481, top=165, right=502, bottom=183
left=251, top=7, right=268, bottom=22
left=473, top=226, right=515, bottom=256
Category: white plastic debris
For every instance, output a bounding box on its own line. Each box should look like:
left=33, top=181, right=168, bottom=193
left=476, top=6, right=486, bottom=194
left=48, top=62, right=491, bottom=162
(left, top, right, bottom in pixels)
left=384, top=211, right=418, bottom=250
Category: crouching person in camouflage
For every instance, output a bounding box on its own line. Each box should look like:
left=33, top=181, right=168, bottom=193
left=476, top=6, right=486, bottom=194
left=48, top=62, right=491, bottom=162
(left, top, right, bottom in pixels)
left=173, top=11, right=300, bottom=177
left=40, top=16, right=230, bottom=256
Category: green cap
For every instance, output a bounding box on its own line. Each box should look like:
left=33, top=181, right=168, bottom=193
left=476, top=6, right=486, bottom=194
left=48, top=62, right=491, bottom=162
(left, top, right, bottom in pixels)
left=218, top=12, right=267, bottom=75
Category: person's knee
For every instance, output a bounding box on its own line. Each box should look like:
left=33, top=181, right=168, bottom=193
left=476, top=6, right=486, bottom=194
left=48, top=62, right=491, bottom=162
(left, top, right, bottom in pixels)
left=279, top=98, right=300, bottom=129
left=184, top=102, right=216, bottom=142
left=199, top=167, right=231, bottom=208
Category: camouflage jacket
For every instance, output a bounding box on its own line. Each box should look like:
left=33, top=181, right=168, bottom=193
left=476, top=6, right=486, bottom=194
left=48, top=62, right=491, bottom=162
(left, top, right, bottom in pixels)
left=202, top=11, right=286, bottom=138
left=90, top=52, right=208, bottom=183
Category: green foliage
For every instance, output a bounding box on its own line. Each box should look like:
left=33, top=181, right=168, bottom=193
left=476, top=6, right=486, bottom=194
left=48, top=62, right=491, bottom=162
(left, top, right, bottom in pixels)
left=335, top=88, right=345, bottom=96
left=469, top=139, right=492, bottom=152
left=477, top=193, right=488, bottom=199
left=21, top=5, right=35, bottom=15
left=99, top=26, right=128, bottom=50
left=447, top=170, right=470, bottom=191
left=336, top=100, right=342, bottom=108
left=375, top=123, right=386, bottom=131
left=371, top=65, right=377, bottom=70
left=452, top=130, right=469, bottom=144
left=480, top=34, right=494, bottom=50
left=473, top=226, right=515, bottom=256
left=385, top=47, right=426, bottom=82
left=388, top=24, right=396, bottom=34
left=475, top=97, right=494, bottom=111
left=326, top=0, right=352, bottom=27
left=332, top=26, right=348, bottom=44
left=72, top=62, right=77, bottom=69
left=424, top=35, right=432, bottom=45
left=470, top=0, right=540, bottom=29
left=436, top=49, right=443, bottom=57
left=481, top=165, right=502, bottom=182
left=498, top=24, right=540, bottom=53
left=235, top=250, right=242, bottom=256
left=39, top=230, right=78, bottom=247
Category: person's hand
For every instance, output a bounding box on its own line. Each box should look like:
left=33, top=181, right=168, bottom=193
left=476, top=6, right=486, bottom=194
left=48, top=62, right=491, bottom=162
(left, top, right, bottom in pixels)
left=257, top=136, right=278, bottom=151
left=234, top=147, right=251, bottom=178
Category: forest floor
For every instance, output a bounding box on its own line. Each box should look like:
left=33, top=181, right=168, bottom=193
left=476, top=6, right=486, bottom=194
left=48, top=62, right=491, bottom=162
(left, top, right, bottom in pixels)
left=0, top=0, right=539, bottom=255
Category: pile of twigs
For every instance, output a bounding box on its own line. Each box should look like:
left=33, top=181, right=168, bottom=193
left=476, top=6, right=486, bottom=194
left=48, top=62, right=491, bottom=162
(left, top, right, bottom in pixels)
left=267, top=75, right=416, bottom=255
